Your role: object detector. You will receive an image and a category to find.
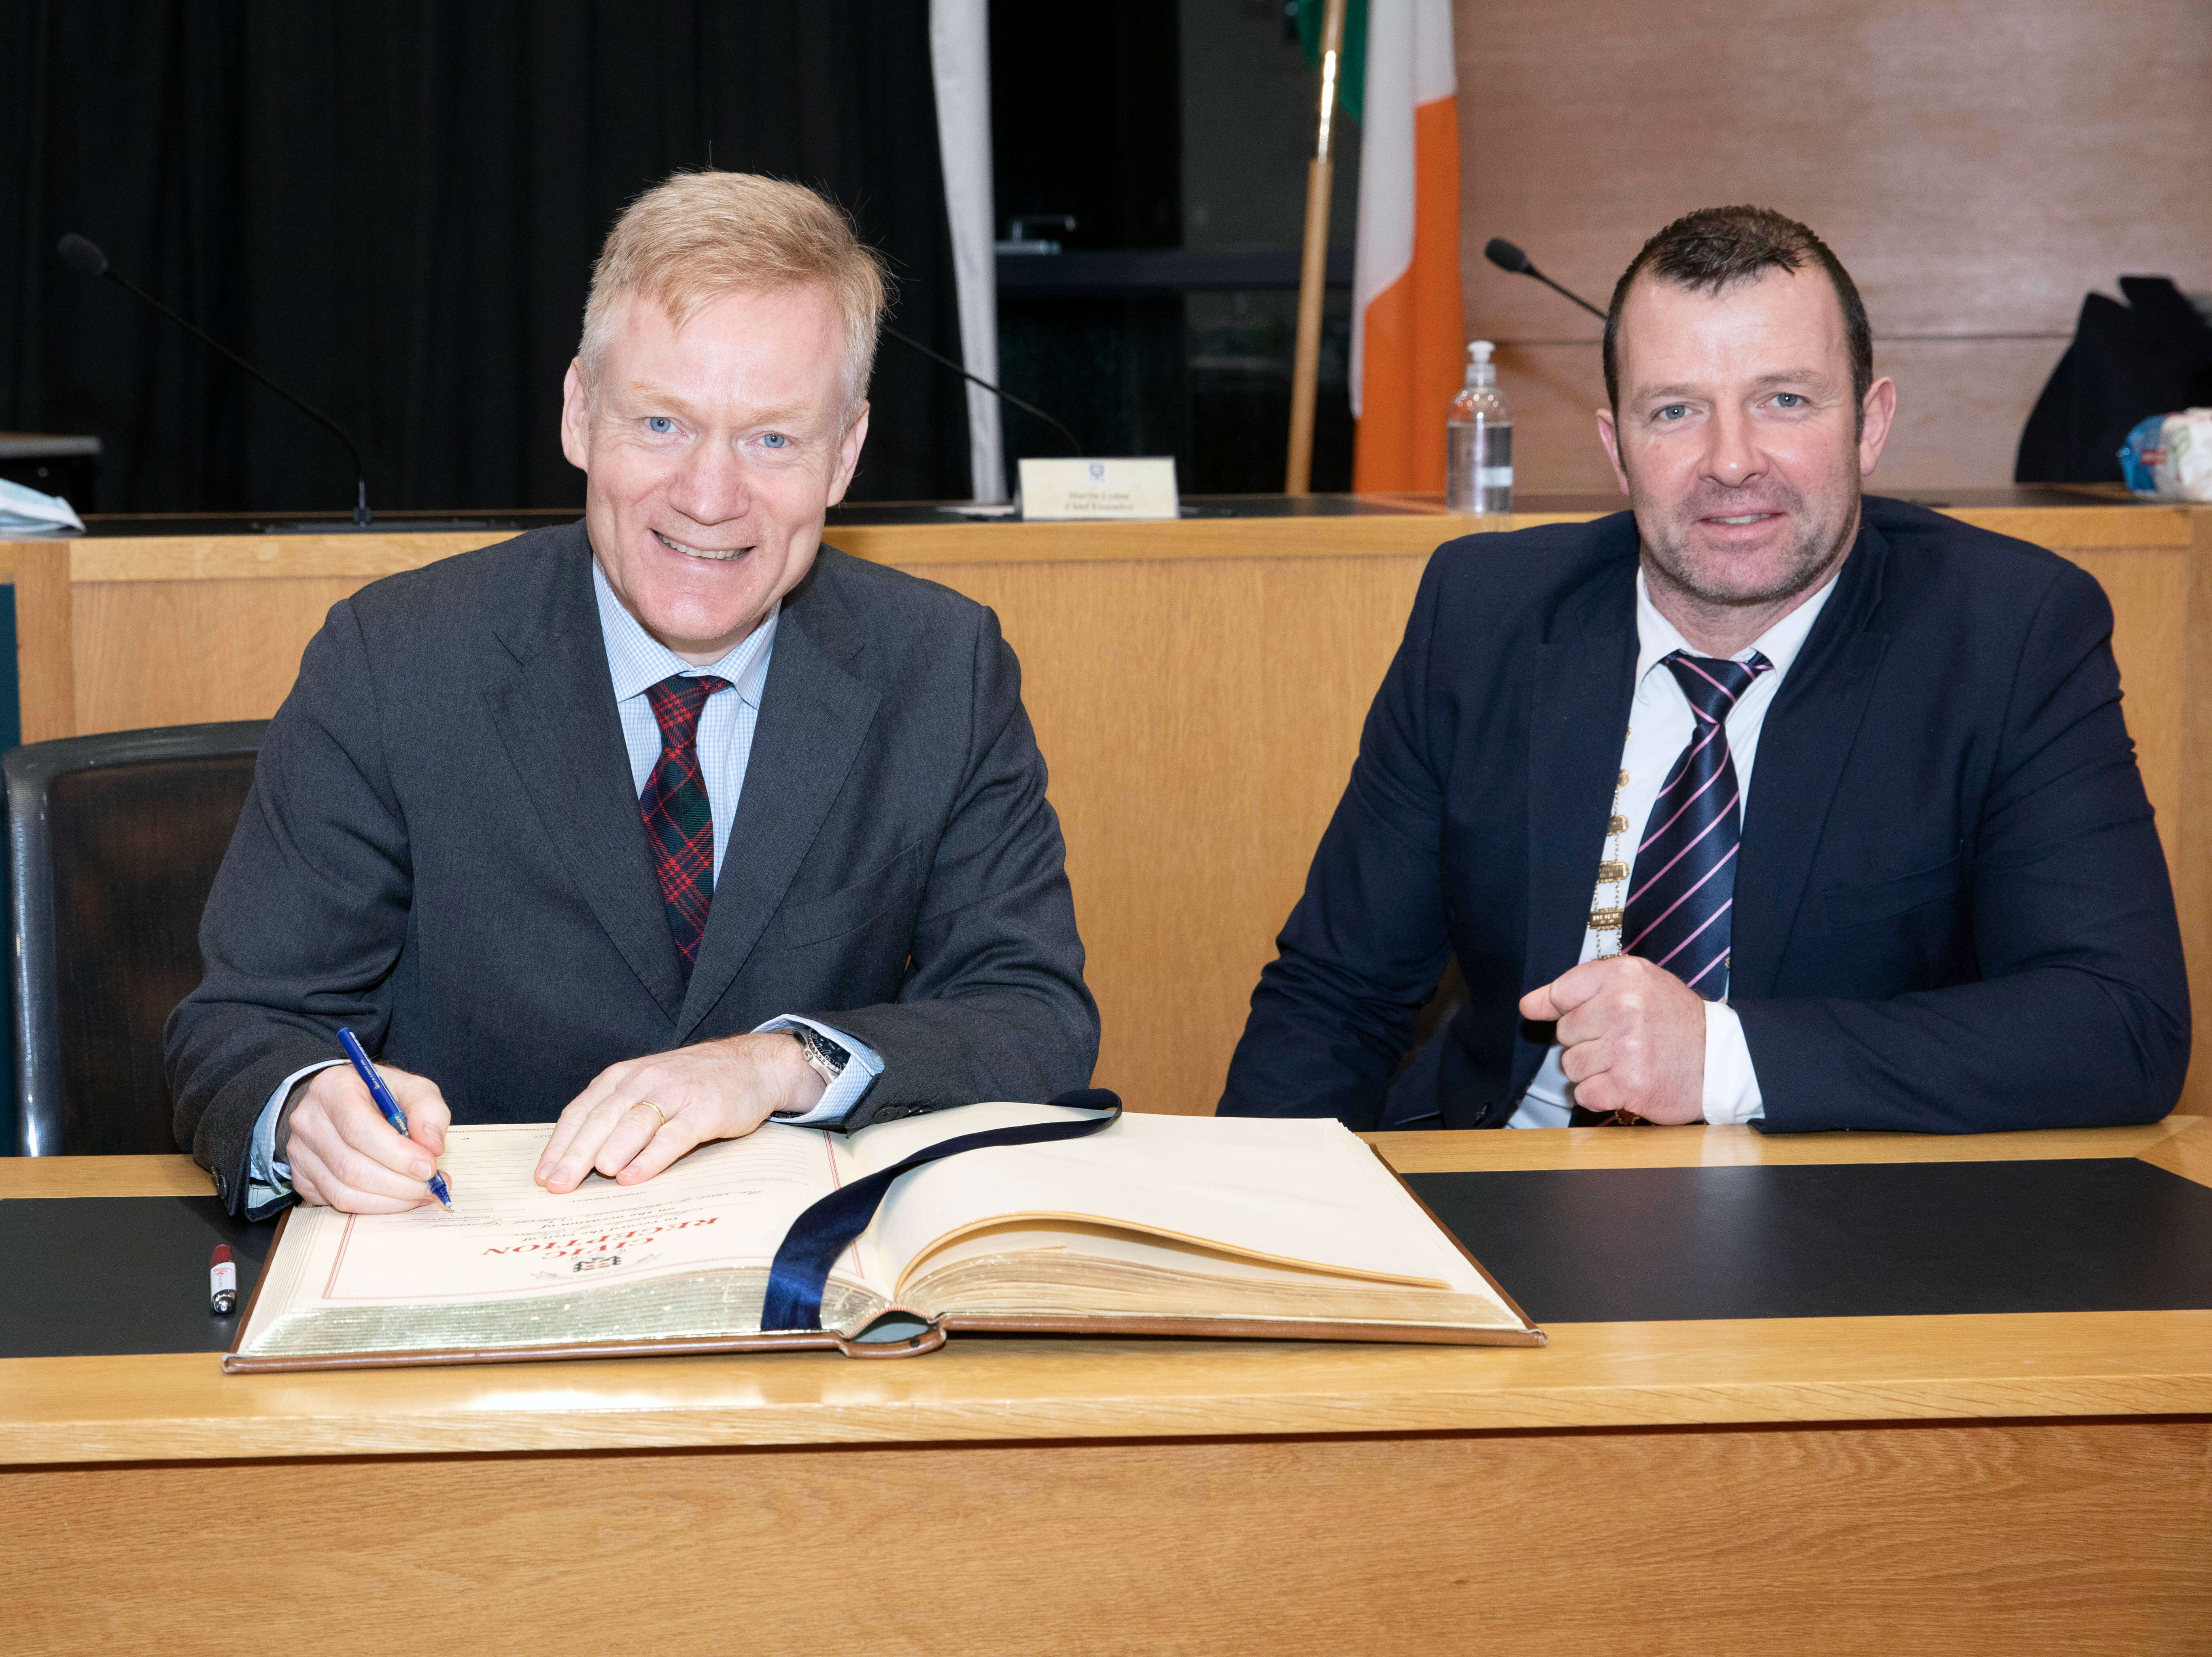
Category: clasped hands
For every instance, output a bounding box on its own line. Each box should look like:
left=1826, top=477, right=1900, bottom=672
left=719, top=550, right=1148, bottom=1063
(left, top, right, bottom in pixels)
left=279, top=1031, right=825, bottom=1213
left=1518, top=954, right=1708, bottom=1124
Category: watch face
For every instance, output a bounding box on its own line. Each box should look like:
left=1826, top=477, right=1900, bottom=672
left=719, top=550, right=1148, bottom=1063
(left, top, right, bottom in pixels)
left=805, top=1028, right=849, bottom=1074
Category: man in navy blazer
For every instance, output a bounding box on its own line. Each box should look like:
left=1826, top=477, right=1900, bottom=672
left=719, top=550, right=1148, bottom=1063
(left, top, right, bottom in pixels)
left=1221, top=206, right=2187, bottom=1134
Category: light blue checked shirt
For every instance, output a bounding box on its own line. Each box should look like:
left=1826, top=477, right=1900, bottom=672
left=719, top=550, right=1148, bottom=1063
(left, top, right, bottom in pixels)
left=244, top=560, right=881, bottom=1206
left=597, top=558, right=778, bottom=897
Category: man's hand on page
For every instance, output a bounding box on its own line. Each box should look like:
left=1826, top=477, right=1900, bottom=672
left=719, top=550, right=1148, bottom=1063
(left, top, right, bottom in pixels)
left=534, top=1033, right=827, bottom=1193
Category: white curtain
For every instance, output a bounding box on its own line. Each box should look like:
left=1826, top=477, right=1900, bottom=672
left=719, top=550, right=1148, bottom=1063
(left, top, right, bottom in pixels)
left=928, top=0, right=1006, bottom=502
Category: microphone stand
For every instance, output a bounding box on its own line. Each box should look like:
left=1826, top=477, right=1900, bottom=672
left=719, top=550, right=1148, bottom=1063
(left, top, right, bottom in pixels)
left=880, top=325, right=1081, bottom=455
left=66, top=235, right=1085, bottom=525
left=1523, top=269, right=1607, bottom=322
left=1482, top=238, right=1607, bottom=322
left=63, top=238, right=375, bottom=526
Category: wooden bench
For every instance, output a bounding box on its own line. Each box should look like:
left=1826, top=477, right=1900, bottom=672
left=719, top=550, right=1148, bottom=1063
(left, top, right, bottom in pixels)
left=11, top=496, right=2209, bottom=1113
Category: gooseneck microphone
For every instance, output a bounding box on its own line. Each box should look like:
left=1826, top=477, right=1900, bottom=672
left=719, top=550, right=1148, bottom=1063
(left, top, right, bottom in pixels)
left=57, top=232, right=374, bottom=526
left=61, top=231, right=1080, bottom=517
left=1483, top=238, right=1607, bottom=322
left=879, top=322, right=1081, bottom=456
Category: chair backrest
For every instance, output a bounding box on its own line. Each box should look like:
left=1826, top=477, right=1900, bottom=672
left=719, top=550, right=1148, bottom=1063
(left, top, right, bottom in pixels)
left=6, top=723, right=267, bottom=1154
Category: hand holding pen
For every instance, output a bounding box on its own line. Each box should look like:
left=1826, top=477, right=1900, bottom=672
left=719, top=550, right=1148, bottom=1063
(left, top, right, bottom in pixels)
left=275, top=1033, right=456, bottom=1214
left=338, top=1029, right=456, bottom=1211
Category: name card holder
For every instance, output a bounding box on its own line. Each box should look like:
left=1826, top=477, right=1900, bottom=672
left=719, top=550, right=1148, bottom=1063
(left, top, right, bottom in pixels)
left=1017, top=457, right=1180, bottom=522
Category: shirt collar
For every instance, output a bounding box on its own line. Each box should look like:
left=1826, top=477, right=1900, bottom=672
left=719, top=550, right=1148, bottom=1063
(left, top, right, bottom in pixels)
left=1634, top=562, right=1840, bottom=686
left=592, top=558, right=777, bottom=708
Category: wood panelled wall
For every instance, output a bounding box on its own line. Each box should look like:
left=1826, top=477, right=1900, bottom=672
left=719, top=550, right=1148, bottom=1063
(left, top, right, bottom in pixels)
left=1454, top=0, right=2212, bottom=493
left=13, top=505, right=2210, bottom=1118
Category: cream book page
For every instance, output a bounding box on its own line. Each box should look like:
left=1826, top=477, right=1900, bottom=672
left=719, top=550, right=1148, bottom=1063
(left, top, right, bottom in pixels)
left=890, top=1216, right=1523, bottom=1328
left=250, top=1120, right=880, bottom=1318
left=851, top=1104, right=1512, bottom=1316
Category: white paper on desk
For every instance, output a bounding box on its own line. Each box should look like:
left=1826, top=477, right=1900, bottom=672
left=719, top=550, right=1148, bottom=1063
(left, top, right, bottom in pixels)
left=0, top=477, right=85, bottom=534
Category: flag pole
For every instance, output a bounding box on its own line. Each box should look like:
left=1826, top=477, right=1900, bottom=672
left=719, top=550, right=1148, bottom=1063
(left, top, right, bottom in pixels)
left=1284, top=0, right=1348, bottom=496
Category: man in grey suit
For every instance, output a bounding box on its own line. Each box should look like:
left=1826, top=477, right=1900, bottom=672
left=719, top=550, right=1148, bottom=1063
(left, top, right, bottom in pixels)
left=166, top=172, right=1098, bottom=1219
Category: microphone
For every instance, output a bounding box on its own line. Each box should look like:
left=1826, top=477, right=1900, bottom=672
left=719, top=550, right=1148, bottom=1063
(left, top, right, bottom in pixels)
left=57, top=233, right=375, bottom=526
left=880, top=323, right=1081, bottom=456
left=1483, top=238, right=1607, bottom=322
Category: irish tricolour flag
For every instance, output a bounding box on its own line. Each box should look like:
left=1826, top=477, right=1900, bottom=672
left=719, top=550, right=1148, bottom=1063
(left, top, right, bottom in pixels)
left=1347, top=0, right=1462, bottom=492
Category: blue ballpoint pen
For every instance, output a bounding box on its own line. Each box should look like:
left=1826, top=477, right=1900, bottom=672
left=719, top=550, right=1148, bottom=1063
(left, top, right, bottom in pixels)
left=336, top=1027, right=456, bottom=1211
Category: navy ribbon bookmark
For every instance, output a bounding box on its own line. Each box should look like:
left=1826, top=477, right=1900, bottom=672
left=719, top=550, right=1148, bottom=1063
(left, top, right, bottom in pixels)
left=761, top=1089, right=1123, bottom=1332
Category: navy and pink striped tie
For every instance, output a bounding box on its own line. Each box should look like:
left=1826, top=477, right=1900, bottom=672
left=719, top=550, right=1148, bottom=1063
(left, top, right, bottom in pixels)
left=1623, top=649, right=1773, bottom=997
left=1570, top=649, right=1771, bottom=1128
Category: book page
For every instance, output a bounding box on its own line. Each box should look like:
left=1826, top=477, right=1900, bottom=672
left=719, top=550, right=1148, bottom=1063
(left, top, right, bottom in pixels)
left=268, top=1121, right=862, bottom=1311
left=900, top=1220, right=1523, bottom=1329
left=851, top=1104, right=1494, bottom=1298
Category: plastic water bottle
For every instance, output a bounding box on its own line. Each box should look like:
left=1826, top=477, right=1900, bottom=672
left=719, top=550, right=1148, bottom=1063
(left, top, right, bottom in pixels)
left=1446, top=341, right=1513, bottom=513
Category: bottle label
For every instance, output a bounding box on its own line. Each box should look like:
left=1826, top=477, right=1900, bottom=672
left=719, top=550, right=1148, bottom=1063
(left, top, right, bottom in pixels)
left=1478, top=467, right=1514, bottom=488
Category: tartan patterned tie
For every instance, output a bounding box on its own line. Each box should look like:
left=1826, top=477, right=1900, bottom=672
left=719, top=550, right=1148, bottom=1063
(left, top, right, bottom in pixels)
left=641, top=672, right=729, bottom=982
left=1571, top=649, right=1772, bottom=1127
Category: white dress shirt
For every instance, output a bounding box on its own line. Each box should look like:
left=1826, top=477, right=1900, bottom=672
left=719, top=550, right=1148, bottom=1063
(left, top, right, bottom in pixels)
left=244, top=560, right=879, bottom=1206
left=1509, top=567, right=1839, bottom=1129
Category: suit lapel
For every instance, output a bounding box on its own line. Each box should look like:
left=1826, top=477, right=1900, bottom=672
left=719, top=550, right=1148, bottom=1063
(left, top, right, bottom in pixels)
left=1730, top=526, right=1892, bottom=999
left=1524, top=554, right=1641, bottom=996
left=677, top=560, right=881, bottom=1039
left=484, top=528, right=688, bottom=1021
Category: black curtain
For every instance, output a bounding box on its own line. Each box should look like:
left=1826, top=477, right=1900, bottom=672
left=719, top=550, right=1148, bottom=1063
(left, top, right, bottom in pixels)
left=990, top=2, right=1186, bottom=469
left=0, top=1, right=970, bottom=513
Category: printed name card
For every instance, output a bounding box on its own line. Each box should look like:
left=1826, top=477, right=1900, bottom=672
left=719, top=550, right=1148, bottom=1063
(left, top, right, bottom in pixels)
left=1018, top=457, right=1180, bottom=521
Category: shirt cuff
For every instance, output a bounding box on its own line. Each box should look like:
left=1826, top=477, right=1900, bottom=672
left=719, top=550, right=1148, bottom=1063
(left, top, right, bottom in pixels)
left=246, top=1059, right=348, bottom=1209
left=753, top=1016, right=885, bottom=1127
left=1701, top=1000, right=1764, bottom=1124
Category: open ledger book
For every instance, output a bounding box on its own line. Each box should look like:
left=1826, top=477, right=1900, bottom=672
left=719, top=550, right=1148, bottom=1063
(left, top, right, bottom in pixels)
left=227, top=1103, right=1540, bottom=1370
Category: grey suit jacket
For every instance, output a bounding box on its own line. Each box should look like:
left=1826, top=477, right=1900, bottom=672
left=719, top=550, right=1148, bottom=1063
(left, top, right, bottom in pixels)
left=165, top=521, right=1099, bottom=1215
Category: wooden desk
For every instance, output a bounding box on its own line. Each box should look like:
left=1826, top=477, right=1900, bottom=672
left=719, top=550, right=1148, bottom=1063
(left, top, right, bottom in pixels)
left=9, top=498, right=2211, bottom=1119
left=6, top=1119, right=2208, bottom=1653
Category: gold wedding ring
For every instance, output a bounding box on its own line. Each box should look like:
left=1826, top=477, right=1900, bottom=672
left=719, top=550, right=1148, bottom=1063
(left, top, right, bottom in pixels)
left=632, top=1100, right=667, bottom=1130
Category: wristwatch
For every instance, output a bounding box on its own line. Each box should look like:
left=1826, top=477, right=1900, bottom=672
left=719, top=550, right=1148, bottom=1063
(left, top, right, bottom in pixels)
left=792, top=1025, right=850, bottom=1089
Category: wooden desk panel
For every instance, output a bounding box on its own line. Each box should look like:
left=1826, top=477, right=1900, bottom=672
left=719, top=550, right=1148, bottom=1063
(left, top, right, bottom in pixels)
left=8, top=504, right=2209, bottom=1118
left=9, top=1305, right=2212, bottom=1466
left=4, top=1121, right=2208, bottom=1653
left=3, top=1119, right=2207, bottom=1466
left=886, top=550, right=1433, bottom=1117
left=9, top=1419, right=2208, bottom=1655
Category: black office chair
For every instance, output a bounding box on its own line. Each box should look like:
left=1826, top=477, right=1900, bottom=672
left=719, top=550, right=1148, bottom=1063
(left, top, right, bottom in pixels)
left=6, top=723, right=267, bottom=1154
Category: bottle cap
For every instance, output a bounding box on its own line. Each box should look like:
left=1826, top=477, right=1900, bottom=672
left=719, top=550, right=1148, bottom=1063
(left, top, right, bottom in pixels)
left=1465, top=340, right=1497, bottom=386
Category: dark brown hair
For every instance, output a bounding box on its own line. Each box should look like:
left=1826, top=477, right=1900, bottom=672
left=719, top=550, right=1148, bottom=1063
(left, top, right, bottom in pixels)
left=1601, top=206, right=1872, bottom=416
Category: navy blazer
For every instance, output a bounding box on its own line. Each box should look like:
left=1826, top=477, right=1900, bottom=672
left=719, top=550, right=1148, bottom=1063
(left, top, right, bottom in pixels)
left=1220, top=497, right=2189, bottom=1133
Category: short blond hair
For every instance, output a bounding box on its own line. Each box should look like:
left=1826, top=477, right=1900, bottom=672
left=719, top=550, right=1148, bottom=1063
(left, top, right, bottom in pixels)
left=579, top=171, right=889, bottom=412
